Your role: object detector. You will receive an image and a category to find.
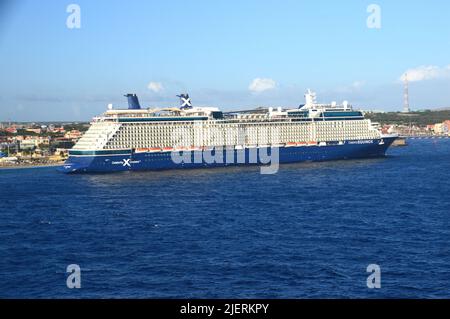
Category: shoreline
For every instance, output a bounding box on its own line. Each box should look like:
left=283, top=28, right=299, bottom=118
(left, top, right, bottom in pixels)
left=0, top=163, right=65, bottom=170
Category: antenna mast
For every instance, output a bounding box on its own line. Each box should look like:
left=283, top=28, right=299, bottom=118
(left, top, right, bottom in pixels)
left=403, top=73, right=410, bottom=113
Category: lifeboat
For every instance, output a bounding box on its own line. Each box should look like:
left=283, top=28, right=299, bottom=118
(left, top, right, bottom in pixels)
left=149, top=148, right=161, bottom=152
left=135, top=148, right=149, bottom=153
left=296, top=142, right=308, bottom=146
left=286, top=142, right=297, bottom=147
left=307, top=141, right=317, bottom=146
left=162, top=147, right=174, bottom=152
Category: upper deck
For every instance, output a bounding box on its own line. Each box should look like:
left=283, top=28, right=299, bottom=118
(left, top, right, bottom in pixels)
left=93, top=90, right=367, bottom=124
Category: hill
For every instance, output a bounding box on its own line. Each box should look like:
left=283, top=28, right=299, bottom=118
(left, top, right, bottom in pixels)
left=365, top=110, right=450, bottom=126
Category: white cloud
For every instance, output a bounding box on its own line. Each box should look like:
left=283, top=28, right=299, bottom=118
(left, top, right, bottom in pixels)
left=248, top=78, right=277, bottom=93
left=400, top=65, right=450, bottom=82
left=147, top=81, right=164, bottom=93
left=335, top=80, right=365, bottom=93
left=351, top=81, right=365, bottom=89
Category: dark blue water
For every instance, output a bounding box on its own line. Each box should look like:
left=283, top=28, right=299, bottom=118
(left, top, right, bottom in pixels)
left=1, top=139, right=450, bottom=298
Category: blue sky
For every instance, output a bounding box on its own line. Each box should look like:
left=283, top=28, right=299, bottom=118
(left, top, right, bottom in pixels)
left=1, top=0, right=450, bottom=121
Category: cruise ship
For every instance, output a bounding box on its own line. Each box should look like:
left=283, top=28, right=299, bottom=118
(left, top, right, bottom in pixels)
left=60, top=90, right=397, bottom=173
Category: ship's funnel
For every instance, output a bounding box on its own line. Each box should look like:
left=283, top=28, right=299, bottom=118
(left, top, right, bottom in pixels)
left=177, top=93, right=193, bottom=109
left=124, top=94, right=141, bottom=109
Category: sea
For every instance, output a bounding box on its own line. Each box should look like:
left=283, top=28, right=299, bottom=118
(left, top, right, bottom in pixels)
left=1, top=139, right=449, bottom=299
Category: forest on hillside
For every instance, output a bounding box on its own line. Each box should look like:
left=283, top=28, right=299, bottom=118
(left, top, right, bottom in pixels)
left=365, top=110, right=450, bottom=126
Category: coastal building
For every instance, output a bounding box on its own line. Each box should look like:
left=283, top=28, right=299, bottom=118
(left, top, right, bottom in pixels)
left=5, top=127, right=17, bottom=134
left=380, top=125, right=397, bottom=135
left=26, top=128, right=42, bottom=134
left=55, top=148, right=69, bottom=155
left=50, top=126, right=66, bottom=133
left=52, top=137, right=76, bottom=149
left=36, top=136, right=51, bottom=145
left=434, top=123, right=444, bottom=134
left=64, top=130, right=82, bottom=139
left=0, top=136, right=10, bottom=144
left=19, top=139, right=38, bottom=150
left=444, top=121, right=450, bottom=134
left=432, top=122, right=450, bottom=135
left=387, top=126, right=397, bottom=134
left=0, top=156, right=18, bottom=163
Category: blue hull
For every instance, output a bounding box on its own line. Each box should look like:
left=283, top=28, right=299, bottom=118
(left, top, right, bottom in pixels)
left=60, top=137, right=396, bottom=174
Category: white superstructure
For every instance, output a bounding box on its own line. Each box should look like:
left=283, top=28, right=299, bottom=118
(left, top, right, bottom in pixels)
left=72, top=90, right=382, bottom=152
